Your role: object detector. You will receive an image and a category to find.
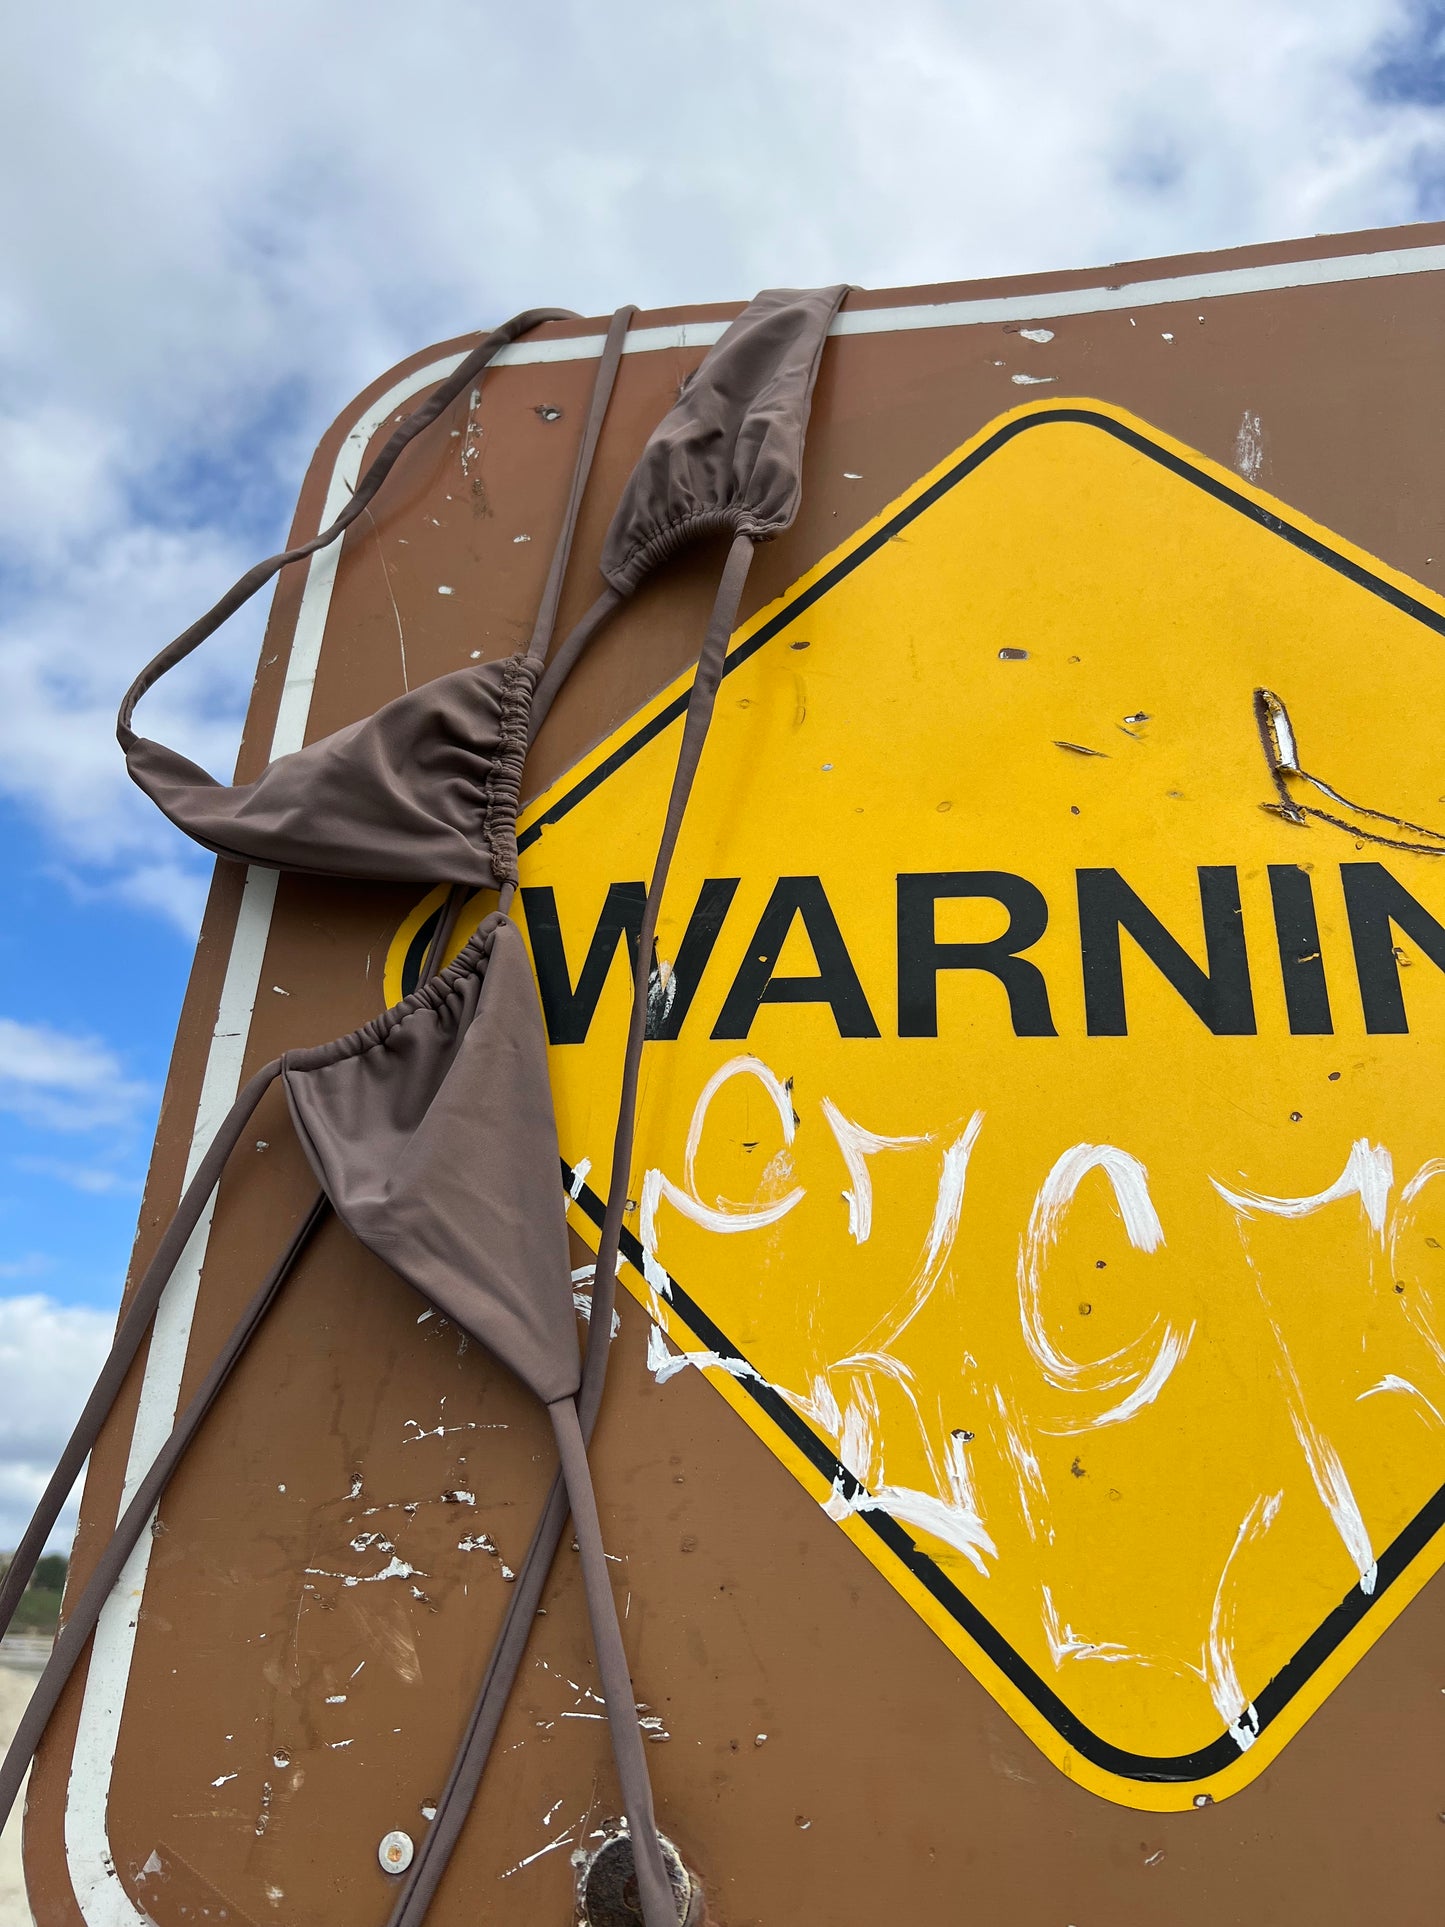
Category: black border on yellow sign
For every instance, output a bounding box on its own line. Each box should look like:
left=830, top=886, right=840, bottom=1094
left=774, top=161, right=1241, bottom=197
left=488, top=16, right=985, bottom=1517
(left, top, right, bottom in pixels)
left=402, top=404, right=1445, bottom=1786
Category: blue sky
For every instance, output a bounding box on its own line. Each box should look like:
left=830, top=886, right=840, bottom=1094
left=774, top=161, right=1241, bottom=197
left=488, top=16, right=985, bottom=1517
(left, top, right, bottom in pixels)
left=3, top=0, right=1445, bottom=1545
left=0, top=797, right=187, bottom=1305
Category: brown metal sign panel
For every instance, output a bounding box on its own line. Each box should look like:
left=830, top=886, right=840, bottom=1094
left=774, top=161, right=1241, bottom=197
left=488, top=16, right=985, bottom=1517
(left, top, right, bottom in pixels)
left=26, top=221, right=1445, bottom=1927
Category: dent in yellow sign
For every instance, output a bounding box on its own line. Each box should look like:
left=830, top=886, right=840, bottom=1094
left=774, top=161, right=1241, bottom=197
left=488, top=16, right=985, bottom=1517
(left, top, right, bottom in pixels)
left=388, top=399, right=1445, bottom=1810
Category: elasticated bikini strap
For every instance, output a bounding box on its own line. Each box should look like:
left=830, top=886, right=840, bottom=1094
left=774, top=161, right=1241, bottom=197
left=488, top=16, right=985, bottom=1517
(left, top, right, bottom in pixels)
left=0, top=1193, right=328, bottom=1838
left=585, top=529, right=757, bottom=1344
left=384, top=536, right=756, bottom=1927
left=116, top=306, right=579, bottom=747
left=422, top=305, right=636, bottom=975
left=526, top=585, right=625, bottom=740
left=549, top=1397, right=678, bottom=1927
left=0, top=1053, right=284, bottom=1639
left=527, top=306, right=636, bottom=666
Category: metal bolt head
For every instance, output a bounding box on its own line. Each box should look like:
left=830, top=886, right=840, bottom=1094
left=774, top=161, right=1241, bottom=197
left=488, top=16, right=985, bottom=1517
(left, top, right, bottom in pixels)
left=579, top=1831, right=692, bottom=1925
left=378, top=1830, right=414, bottom=1875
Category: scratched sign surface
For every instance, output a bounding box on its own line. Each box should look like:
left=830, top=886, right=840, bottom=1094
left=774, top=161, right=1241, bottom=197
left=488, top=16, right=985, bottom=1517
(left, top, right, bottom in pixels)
left=388, top=398, right=1445, bottom=1810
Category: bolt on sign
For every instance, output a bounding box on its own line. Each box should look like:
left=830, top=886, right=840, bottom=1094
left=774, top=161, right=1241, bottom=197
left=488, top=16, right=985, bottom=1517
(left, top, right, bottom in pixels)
left=392, top=394, right=1445, bottom=1812
left=36, top=225, right=1445, bottom=1927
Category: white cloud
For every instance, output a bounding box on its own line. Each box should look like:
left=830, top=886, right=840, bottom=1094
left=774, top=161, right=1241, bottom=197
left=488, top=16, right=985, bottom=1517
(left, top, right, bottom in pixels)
left=14, top=1160, right=141, bottom=1198
left=0, top=0, right=1440, bottom=926
left=0, top=1295, right=114, bottom=1553
left=111, top=861, right=214, bottom=936
left=0, top=520, right=260, bottom=936
left=0, top=1258, right=54, bottom=1282
left=0, top=1018, right=150, bottom=1135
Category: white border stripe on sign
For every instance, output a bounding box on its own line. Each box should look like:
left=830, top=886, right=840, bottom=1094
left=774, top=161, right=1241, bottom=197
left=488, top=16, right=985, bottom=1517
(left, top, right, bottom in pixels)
left=487, top=240, right=1445, bottom=366
left=64, top=359, right=457, bottom=1927
left=62, top=229, right=1445, bottom=1918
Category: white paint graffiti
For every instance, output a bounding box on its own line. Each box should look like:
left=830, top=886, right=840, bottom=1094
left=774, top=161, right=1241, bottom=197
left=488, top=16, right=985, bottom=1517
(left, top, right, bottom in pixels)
left=1202, top=1492, right=1283, bottom=1751
left=1358, top=1374, right=1445, bottom=1427
left=820, top=1096, right=927, bottom=1244
left=853, top=1117, right=983, bottom=1356
left=1213, top=1144, right=1389, bottom=1593
left=1389, top=1158, right=1445, bottom=1376
left=1018, top=1142, right=1194, bottom=1431
left=623, top=1053, right=1445, bottom=1741
left=639, top=1054, right=805, bottom=1308
left=1039, top=1583, right=1135, bottom=1667
left=646, top=1323, right=764, bottom=1387
left=1213, top=1137, right=1393, bottom=1236
left=825, top=1417, right=997, bottom=1576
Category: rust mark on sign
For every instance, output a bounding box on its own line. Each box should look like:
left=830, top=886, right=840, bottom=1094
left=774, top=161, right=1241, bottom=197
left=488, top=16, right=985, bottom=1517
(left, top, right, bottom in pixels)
left=1254, top=687, right=1445, bottom=856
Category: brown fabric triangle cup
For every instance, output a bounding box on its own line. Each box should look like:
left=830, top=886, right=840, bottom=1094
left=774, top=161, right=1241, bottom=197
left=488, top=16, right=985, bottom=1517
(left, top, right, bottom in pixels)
left=124, top=652, right=540, bottom=887
left=529, top=283, right=846, bottom=733
left=283, top=913, right=579, bottom=1404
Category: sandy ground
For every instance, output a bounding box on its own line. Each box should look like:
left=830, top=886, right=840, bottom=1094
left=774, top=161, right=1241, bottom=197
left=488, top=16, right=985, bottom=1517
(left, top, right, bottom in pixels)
left=0, top=1660, right=37, bottom=1927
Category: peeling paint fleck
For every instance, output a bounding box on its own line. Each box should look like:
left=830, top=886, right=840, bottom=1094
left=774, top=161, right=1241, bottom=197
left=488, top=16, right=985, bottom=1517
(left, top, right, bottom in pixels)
left=304, top=1555, right=425, bottom=1588
left=499, top=1826, right=575, bottom=1879
left=1235, top=410, right=1264, bottom=482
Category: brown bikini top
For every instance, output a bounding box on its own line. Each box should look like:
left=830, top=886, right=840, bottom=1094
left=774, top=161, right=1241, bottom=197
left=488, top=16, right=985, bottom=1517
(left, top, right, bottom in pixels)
left=2, top=282, right=847, bottom=1927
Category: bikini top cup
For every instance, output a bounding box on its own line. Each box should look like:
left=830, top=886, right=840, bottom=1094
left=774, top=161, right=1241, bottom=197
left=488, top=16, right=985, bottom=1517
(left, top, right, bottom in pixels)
left=283, top=914, right=580, bottom=1406
left=123, top=649, right=541, bottom=887
left=529, top=282, right=847, bottom=732
left=603, top=283, right=843, bottom=579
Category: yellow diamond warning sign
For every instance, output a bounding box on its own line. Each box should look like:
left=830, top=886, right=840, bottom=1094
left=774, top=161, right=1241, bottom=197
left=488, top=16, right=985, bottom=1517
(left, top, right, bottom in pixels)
left=388, top=398, right=1445, bottom=1810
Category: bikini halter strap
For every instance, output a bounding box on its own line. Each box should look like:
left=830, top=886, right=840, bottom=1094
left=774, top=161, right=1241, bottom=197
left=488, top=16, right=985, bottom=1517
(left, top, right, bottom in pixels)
left=116, top=305, right=580, bottom=747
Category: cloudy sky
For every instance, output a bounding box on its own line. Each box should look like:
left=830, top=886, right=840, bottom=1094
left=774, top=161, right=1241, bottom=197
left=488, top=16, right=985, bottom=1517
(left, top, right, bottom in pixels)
left=1, top=0, right=1443, bottom=1551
